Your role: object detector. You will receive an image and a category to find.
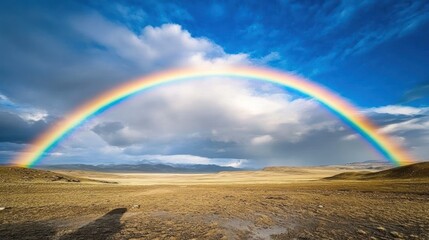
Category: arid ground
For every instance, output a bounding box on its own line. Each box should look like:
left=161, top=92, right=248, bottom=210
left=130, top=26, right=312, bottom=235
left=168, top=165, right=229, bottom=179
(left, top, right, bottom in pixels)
left=0, top=165, right=428, bottom=239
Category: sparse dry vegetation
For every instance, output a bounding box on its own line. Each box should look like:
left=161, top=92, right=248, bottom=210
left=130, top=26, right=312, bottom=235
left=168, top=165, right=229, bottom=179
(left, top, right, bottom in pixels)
left=1, top=164, right=428, bottom=239
left=326, top=162, right=429, bottom=180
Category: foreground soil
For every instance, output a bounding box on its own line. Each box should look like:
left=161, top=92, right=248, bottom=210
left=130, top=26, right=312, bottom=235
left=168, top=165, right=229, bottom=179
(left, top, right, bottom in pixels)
left=1, top=171, right=428, bottom=239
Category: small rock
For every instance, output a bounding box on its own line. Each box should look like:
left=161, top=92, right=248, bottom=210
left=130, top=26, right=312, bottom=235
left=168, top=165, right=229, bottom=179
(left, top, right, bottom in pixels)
left=357, top=229, right=367, bottom=235
left=132, top=204, right=140, bottom=209
left=51, top=175, right=64, bottom=181
left=390, top=231, right=402, bottom=238
left=376, top=226, right=386, bottom=232
left=410, top=234, right=419, bottom=239
left=318, top=205, right=324, bottom=208
left=66, top=179, right=80, bottom=183
left=0, top=207, right=6, bottom=211
left=370, top=237, right=378, bottom=240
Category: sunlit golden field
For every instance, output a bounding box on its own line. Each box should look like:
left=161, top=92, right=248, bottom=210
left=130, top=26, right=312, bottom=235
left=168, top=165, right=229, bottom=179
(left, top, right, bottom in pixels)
left=1, top=165, right=428, bottom=239
left=53, top=167, right=361, bottom=185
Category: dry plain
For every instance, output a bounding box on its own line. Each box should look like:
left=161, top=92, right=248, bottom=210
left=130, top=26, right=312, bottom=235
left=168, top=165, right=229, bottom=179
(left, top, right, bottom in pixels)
left=0, top=165, right=428, bottom=240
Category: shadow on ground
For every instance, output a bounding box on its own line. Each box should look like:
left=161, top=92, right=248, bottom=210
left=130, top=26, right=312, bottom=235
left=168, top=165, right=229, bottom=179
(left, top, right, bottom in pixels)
left=0, top=221, right=56, bottom=240
left=0, top=208, right=127, bottom=240
left=60, top=208, right=127, bottom=240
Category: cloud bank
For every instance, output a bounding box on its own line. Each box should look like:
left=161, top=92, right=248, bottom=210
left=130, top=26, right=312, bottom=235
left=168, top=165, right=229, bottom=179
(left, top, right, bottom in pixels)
left=0, top=2, right=428, bottom=167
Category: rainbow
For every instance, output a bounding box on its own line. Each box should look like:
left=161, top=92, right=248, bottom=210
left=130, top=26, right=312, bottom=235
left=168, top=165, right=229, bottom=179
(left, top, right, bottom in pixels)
left=12, top=66, right=414, bottom=167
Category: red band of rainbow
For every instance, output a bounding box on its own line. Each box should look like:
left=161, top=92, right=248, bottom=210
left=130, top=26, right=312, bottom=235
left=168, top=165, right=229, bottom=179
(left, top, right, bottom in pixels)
left=12, top=66, right=414, bottom=167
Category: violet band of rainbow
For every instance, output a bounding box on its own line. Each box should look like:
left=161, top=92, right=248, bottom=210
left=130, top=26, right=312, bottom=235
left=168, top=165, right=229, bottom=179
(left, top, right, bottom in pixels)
left=12, top=66, right=414, bottom=167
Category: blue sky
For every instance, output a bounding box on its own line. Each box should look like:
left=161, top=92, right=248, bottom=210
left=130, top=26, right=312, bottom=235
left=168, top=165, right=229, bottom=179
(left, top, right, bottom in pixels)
left=0, top=0, right=428, bottom=167
left=88, top=0, right=429, bottom=106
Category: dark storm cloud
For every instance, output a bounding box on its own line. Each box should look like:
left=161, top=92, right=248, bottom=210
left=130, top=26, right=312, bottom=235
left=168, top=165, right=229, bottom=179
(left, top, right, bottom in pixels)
left=118, top=124, right=378, bottom=168
left=0, top=0, right=248, bottom=164
left=0, top=111, right=48, bottom=143
left=84, top=80, right=381, bottom=167
left=1, top=0, right=428, bottom=166
left=80, top=79, right=429, bottom=166
left=122, top=137, right=240, bottom=158
left=264, top=129, right=376, bottom=166
left=0, top=0, right=248, bottom=114
left=93, top=122, right=125, bottom=134
left=0, top=1, right=138, bottom=113
left=92, top=122, right=132, bottom=147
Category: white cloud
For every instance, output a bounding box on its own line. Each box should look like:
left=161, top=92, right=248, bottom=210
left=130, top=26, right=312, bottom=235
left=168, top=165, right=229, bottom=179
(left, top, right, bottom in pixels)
left=93, top=78, right=334, bottom=147
left=0, top=94, right=9, bottom=102
left=359, top=105, right=429, bottom=160
left=222, top=159, right=247, bottom=168
left=379, top=118, right=429, bottom=134
left=366, top=105, right=426, bottom=115
left=140, top=154, right=211, bottom=165
left=18, top=110, right=48, bottom=122
left=52, top=12, right=403, bottom=165
left=134, top=154, right=246, bottom=167
left=0, top=92, right=48, bottom=121
left=341, top=134, right=358, bottom=141
left=2, top=3, right=429, bottom=167
left=257, top=52, right=281, bottom=64
left=251, top=135, right=273, bottom=145
left=71, top=14, right=250, bottom=70
left=64, top=77, right=373, bottom=167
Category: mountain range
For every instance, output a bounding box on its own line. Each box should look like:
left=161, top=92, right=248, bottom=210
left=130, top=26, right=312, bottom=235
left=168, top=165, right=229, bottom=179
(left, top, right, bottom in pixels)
left=40, top=162, right=243, bottom=173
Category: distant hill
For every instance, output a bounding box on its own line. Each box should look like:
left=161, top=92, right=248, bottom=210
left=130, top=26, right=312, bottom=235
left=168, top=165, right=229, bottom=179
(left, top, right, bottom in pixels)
left=262, top=166, right=311, bottom=174
left=263, top=160, right=393, bottom=172
left=0, top=166, right=83, bottom=183
left=342, top=159, right=392, bottom=170
left=40, top=163, right=243, bottom=173
left=325, top=162, right=429, bottom=180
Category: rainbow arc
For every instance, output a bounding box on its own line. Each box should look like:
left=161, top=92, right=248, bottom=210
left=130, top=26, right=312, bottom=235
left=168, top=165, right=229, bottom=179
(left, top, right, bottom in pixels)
left=12, top=66, right=414, bottom=167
